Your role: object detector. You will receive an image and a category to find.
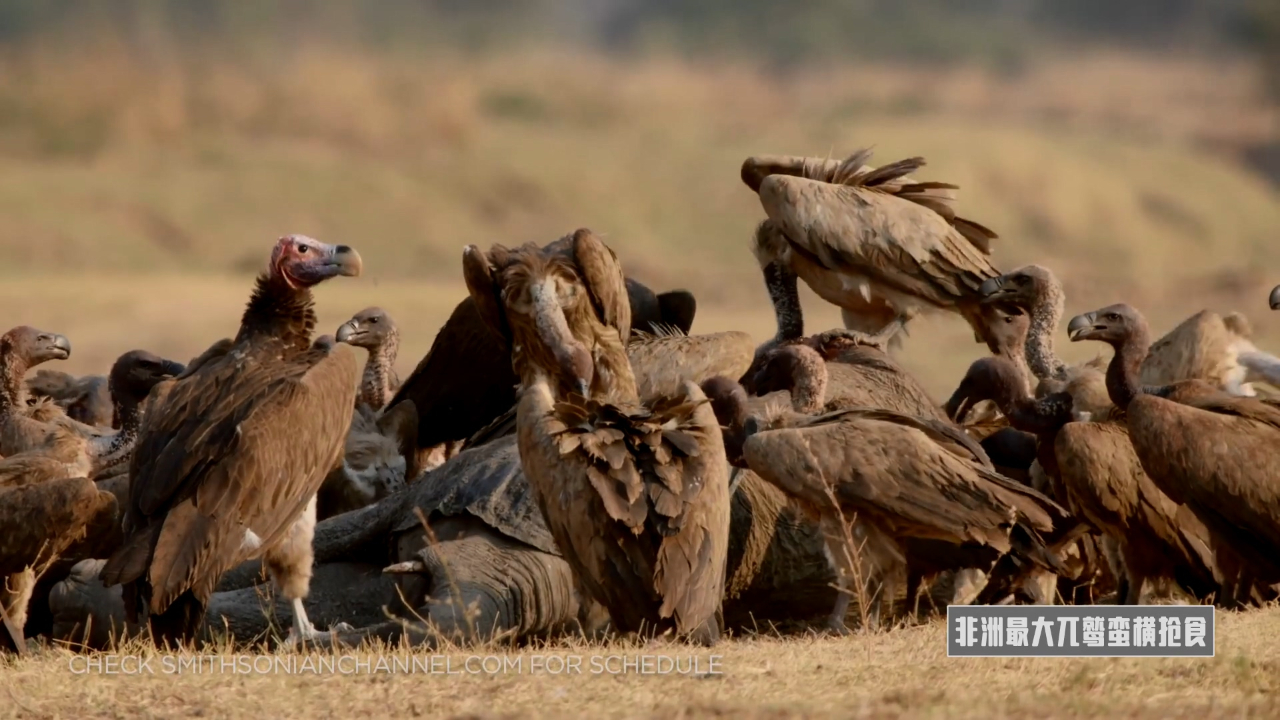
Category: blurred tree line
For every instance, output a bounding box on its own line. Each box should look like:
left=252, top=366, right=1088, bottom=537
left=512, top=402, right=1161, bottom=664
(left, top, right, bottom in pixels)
left=0, top=0, right=1274, bottom=96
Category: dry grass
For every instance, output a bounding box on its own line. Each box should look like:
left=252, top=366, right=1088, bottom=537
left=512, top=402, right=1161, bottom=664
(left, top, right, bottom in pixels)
left=2, top=606, right=1278, bottom=718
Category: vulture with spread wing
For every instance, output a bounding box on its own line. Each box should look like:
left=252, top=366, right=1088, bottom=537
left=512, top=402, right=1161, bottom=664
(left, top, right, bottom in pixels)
left=742, top=150, right=1000, bottom=350
left=463, top=228, right=731, bottom=644
left=98, top=235, right=363, bottom=648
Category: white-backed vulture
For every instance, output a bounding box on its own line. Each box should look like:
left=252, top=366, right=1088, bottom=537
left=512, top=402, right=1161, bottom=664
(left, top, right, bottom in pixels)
left=462, top=228, right=731, bottom=644
left=737, top=405, right=1077, bottom=631
left=743, top=149, right=999, bottom=351
left=0, top=350, right=183, bottom=490
left=316, top=400, right=418, bottom=522
left=1068, top=303, right=1280, bottom=605
left=0, top=327, right=72, bottom=456
left=98, top=235, right=363, bottom=649
left=951, top=353, right=1220, bottom=605
left=336, top=307, right=400, bottom=412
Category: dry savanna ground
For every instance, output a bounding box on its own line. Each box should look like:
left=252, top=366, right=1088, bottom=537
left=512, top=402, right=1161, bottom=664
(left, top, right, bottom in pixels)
left=2, top=46, right=1279, bottom=717
left=1, top=606, right=1278, bottom=718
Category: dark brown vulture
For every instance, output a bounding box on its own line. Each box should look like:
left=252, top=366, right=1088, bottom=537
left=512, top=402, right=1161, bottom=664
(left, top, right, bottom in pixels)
left=1068, top=303, right=1280, bottom=605
left=463, top=228, right=730, bottom=644
left=335, top=307, right=400, bottom=412
left=742, top=149, right=999, bottom=351
left=98, top=235, right=363, bottom=648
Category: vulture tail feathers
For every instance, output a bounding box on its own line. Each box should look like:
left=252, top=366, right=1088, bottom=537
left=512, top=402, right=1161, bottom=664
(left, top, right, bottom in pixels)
left=99, top=521, right=163, bottom=589
left=1009, top=521, right=1072, bottom=577
left=146, top=589, right=206, bottom=649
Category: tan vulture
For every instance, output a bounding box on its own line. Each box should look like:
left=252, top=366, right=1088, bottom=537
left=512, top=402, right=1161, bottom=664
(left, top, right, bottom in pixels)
left=463, top=228, right=731, bottom=645
left=742, top=150, right=1000, bottom=350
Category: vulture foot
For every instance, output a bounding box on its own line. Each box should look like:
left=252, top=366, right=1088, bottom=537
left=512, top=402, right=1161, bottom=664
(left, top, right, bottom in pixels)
left=282, top=598, right=353, bottom=648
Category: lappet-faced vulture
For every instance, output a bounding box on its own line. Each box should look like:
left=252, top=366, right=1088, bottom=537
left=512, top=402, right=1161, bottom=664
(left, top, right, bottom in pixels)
left=742, top=150, right=999, bottom=351
left=463, top=228, right=731, bottom=644
left=1068, top=303, right=1280, bottom=605
left=98, top=235, right=363, bottom=648
left=0, top=327, right=72, bottom=457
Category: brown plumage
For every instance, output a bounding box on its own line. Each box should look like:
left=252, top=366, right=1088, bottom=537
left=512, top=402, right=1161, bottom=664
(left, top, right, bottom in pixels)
left=464, top=228, right=730, bottom=644
left=27, top=369, right=112, bottom=427
left=742, top=336, right=945, bottom=423
left=0, top=327, right=73, bottom=457
left=316, top=400, right=418, bottom=521
left=336, top=307, right=400, bottom=412
left=98, top=235, right=363, bottom=649
left=1, top=477, right=115, bottom=654
left=739, top=405, right=1076, bottom=631
left=744, top=149, right=999, bottom=350
left=955, top=354, right=1220, bottom=604
left=384, top=240, right=701, bottom=468
left=1068, top=303, right=1280, bottom=604
left=626, top=327, right=755, bottom=403
left=0, top=350, right=183, bottom=489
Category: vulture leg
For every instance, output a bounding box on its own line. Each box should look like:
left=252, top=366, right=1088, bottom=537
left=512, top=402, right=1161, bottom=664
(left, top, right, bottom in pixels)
left=265, top=497, right=353, bottom=646
left=827, top=308, right=916, bottom=353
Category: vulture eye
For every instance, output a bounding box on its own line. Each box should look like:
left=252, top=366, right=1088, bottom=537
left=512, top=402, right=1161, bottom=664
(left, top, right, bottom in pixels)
left=368, top=317, right=379, bottom=324
left=296, top=243, right=309, bottom=254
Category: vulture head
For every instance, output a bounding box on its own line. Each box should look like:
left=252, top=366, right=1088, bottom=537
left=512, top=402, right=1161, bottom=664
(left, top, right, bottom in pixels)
left=462, top=229, right=633, bottom=401
left=975, top=303, right=1030, bottom=357
left=269, top=235, right=363, bottom=289
left=336, top=307, right=397, bottom=349
left=978, top=264, right=1060, bottom=313
left=1, top=326, right=71, bottom=368
left=944, top=355, right=1025, bottom=422
left=699, top=376, right=750, bottom=468
left=748, top=344, right=824, bottom=398
left=1270, top=284, right=1280, bottom=311
left=108, top=351, right=185, bottom=406
left=1067, top=303, right=1148, bottom=348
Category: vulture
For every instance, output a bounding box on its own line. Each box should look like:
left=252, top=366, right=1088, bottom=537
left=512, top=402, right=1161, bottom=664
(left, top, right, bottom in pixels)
left=735, top=404, right=1078, bottom=632
left=0, top=327, right=72, bottom=456
left=949, top=353, right=1220, bottom=605
left=0, top=350, right=184, bottom=489
left=463, top=228, right=731, bottom=644
left=1068, top=303, right=1280, bottom=604
left=26, top=369, right=112, bottom=428
left=336, top=307, right=400, bottom=412
left=384, top=259, right=700, bottom=469
left=742, top=149, right=999, bottom=351
left=98, top=234, right=363, bottom=648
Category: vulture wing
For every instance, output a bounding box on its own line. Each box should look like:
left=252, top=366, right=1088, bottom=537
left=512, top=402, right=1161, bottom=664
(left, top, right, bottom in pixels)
left=755, top=152, right=998, bottom=312
left=742, top=411, right=1058, bottom=548
left=103, top=342, right=359, bottom=611
left=1127, top=395, right=1280, bottom=582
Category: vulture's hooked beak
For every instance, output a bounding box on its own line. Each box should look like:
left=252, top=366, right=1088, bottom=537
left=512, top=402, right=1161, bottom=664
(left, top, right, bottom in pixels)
left=1270, top=284, right=1280, bottom=311
left=977, top=276, right=1008, bottom=303
left=336, top=320, right=360, bottom=344
left=41, top=333, right=71, bottom=361
left=1066, top=312, right=1100, bottom=341
left=324, top=244, right=363, bottom=278
left=160, top=359, right=186, bottom=378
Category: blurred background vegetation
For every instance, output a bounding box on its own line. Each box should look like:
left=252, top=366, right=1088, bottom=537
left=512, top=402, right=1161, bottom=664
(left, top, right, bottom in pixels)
left=0, top=0, right=1277, bottom=394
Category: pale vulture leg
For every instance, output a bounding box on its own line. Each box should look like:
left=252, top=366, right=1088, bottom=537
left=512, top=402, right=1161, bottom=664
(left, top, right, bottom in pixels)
left=262, top=496, right=352, bottom=647
left=949, top=568, right=989, bottom=606
left=833, top=307, right=916, bottom=352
